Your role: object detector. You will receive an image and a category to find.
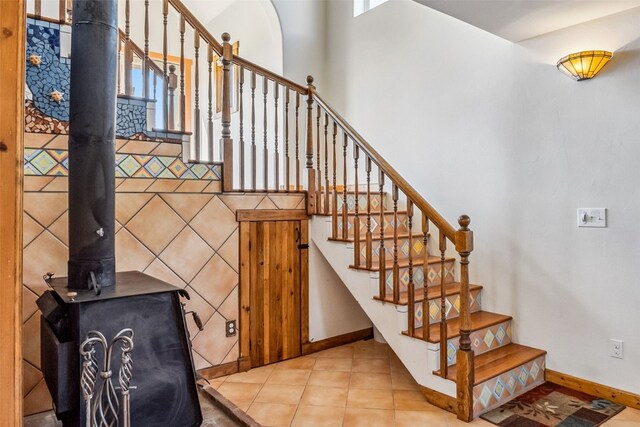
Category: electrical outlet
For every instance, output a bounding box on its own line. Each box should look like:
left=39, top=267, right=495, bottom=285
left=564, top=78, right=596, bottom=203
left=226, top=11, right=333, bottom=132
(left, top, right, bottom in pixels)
left=577, top=208, right=607, bottom=228
left=225, top=319, right=237, bottom=337
left=610, top=339, right=623, bottom=359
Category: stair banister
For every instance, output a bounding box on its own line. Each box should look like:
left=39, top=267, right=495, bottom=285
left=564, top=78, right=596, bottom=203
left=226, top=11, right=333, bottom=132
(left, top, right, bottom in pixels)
left=221, top=33, right=233, bottom=191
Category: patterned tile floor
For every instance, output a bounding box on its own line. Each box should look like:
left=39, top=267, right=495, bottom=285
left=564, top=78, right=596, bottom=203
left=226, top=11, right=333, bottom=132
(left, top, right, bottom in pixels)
left=209, top=339, right=640, bottom=427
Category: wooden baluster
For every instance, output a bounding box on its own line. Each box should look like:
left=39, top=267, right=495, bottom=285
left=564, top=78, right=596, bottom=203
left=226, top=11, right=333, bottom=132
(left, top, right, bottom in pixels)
left=353, top=145, right=361, bottom=268
left=221, top=33, right=233, bottom=192
left=392, top=184, right=400, bottom=304
left=34, top=0, right=41, bottom=19
left=341, top=132, right=348, bottom=240
left=331, top=122, right=338, bottom=239
left=193, top=30, right=201, bottom=160
left=439, top=233, right=448, bottom=378
left=295, top=92, right=300, bottom=191
left=284, top=89, right=290, bottom=191
left=58, top=0, right=65, bottom=23
left=143, top=0, right=149, bottom=100
left=378, top=171, right=386, bottom=300
left=365, top=157, right=372, bottom=269
left=179, top=15, right=186, bottom=132
left=316, top=105, right=321, bottom=206
left=422, top=214, right=430, bottom=342
left=455, top=215, right=474, bottom=422
left=263, top=76, right=269, bottom=190
left=168, top=65, right=177, bottom=130
left=162, top=0, right=168, bottom=129
left=251, top=71, right=257, bottom=190
left=324, top=112, right=329, bottom=214
left=274, top=81, right=279, bottom=190
left=407, top=200, right=414, bottom=336
left=117, top=38, right=122, bottom=94
left=306, top=76, right=316, bottom=213
left=239, top=65, right=245, bottom=186
left=65, top=0, right=72, bottom=23
left=208, top=47, right=214, bottom=161
left=124, top=0, right=132, bottom=96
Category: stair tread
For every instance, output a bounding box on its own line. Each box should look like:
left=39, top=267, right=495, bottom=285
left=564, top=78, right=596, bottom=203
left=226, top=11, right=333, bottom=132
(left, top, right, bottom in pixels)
left=407, top=311, right=512, bottom=343
left=375, top=282, right=482, bottom=305
left=436, top=343, right=547, bottom=385
left=329, top=232, right=426, bottom=243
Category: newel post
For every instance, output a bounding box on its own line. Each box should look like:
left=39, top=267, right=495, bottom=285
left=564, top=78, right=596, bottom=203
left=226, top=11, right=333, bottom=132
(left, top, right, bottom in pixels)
left=221, top=32, right=234, bottom=192
left=305, top=75, right=317, bottom=214
left=455, top=214, right=474, bottom=422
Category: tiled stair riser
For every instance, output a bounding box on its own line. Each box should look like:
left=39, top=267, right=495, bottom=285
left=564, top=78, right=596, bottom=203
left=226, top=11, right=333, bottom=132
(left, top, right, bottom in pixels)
left=359, top=235, right=427, bottom=265
left=473, top=356, right=546, bottom=418
left=336, top=212, right=410, bottom=239
left=333, top=192, right=387, bottom=214
left=446, top=320, right=512, bottom=366
left=413, top=288, right=482, bottom=329
left=384, top=259, right=456, bottom=296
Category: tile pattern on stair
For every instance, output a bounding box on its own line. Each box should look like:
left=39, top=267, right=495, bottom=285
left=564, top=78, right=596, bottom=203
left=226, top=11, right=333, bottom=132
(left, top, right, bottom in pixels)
left=422, top=287, right=482, bottom=327
left=447, top=319, right=512, bottom=366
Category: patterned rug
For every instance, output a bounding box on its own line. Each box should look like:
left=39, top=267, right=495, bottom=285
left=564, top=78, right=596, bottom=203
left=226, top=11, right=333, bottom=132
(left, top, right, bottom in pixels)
left=481, top=382, right=625, bottom=427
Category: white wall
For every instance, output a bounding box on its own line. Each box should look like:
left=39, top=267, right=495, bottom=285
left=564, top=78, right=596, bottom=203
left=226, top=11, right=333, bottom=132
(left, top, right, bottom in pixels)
left=324, top=0, right=640, bottom=393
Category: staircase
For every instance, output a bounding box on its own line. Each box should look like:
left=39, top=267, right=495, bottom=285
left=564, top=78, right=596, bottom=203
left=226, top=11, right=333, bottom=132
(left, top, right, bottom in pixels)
left=28, top=0, right=547, bottom=421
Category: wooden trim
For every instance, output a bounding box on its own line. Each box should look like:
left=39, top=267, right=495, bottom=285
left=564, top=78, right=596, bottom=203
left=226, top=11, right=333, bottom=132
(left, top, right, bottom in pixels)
left=546, top=369, right=640, bottom=410
left=0, top=0, right=25, bottom=424
left=239, top=221, right=251, bottom=363
left=418, top=386, right=457, bottom=415
left=198, top=360, right=239, bottom=379
left=302, top=327, right=374, bottom=355
left=300, top=220, right=309, bottom=346
left=200, top=385, right=261, bottom=427
left=236, top=209, right=308, bottom=222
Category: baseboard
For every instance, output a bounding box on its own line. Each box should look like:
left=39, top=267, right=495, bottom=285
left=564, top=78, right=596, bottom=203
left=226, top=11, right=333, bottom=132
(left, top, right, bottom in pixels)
left=302, top=327, right=374, bottom=355
left=418, top=386, right=457, bottom=415
left=546, top=369, right=640, bottom=410
left=198, top=356, right=251, bottom=380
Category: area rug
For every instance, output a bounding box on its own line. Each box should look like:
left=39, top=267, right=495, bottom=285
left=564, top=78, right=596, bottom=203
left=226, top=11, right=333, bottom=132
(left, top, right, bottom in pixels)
left=480, top=382, right=625, bottom=427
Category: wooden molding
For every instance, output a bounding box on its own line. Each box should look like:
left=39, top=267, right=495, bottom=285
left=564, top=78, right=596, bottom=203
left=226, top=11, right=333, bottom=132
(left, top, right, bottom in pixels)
left=302, top=327, right=374, bottom=355
left=197, top=356, right=251, bottom=380
left=0, top=0, right=25, bottom=424
left=236, top=209, right=308, bottom=222
left=418, top=386, right=457, bottom=415
left=546, top=369, right=640, bottom=410
left=200, top=385, right=261, bottom=427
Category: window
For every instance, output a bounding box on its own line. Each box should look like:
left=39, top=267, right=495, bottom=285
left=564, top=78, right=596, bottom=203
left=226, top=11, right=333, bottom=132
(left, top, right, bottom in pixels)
left=353, top=0, right=389, bottom=17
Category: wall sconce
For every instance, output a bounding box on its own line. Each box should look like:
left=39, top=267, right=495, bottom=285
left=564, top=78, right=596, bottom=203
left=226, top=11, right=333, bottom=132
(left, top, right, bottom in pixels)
left=557, top=50, right=612, bottom=81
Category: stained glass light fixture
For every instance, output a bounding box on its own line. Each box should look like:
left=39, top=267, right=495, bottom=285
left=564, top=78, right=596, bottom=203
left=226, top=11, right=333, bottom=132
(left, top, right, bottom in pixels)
left=556, top=50, right=612, bottom=81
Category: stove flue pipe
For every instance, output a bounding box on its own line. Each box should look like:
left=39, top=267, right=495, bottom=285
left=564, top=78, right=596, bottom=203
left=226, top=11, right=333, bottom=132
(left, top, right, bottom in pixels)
left=67, top=0, right=118, bottom=290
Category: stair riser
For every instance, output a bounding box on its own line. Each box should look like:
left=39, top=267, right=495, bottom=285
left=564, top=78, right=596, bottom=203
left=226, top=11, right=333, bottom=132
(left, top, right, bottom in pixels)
left=336, top=212, right=411, bottom=239
left=331, top=193, right=387, bottom=214
left=446, top=319, right=512, bottom=367
left=384, top=259, right=456, bottom=297
left=413, top=288, right=482, bottom=329
left=473, top=356, right=546, bottom=418
left=358, top=235, right=426, bottom=265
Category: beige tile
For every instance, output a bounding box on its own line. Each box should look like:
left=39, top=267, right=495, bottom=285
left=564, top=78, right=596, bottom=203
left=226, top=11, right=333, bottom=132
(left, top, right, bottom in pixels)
left=23, top=230, right=68, bottom=295
left=216, top=285, right=239, bottom=321
left=225, top=365, right=275, bottom=384
left=218, top=194, right=266, bottom=211
left=391, top=372, right=419, bottom=390
left=267, top=369, right=312, bottom=386
left=119, top=140, right=158, bottom=154
left=159, top=227, right=214, bottom=282
left=182, top=285, right=215, bottom=337
left=291, top=405, right=345, bottom=427
left=23, top=379, right=53, bottom=416
left=149, top=142, right=182, bottom=157
left=115, top=193, right=154, bottom=224
left=143, top=258, right=188, bottom=289
left=23, top=361, right=42, bottom=397
left=191, top=312, right=237, bottom=366
left=216, top=379, right=262, bottom=406
left=116, top=178, right=155, bottom=192
left=255, top=383, right=305, bottom=405
left=347, top=388, right=394, bottom=410
left=189, top=197, right=237, bottom=251
left=316, top=346, right=354, bottom=359
left=256, top=196, right=278, bottom=210
left=193, top=350, right=212, bottom=371
left=353, top=342, right=390, bottom=359
left=300, top=386, right=348, bottom=407
left=190, top=254, right=238, bottom=308
left=222, top=342, right=239, bottom=364
left=343, top=407, right=394, bottom=427
left=268, top=194, right=305, bottom=210
left=23, top=176, right=54, bottom=192
left=42, top=176, right=68, bottom=192
left=23, top=192, right=67, bottom=227
left=350, top=372, right=392, bottom=390
left=159, top=193, right=214, bottom=222
left=352, top=358, right=390, bottom=374
left=313, top=357, right=353, bottom=372
left=216, top=228, right=239, bottom=271
left=202, top=180, right=221, bottom=193
left=614, top=408, right=640, bottom=421
left=114, top=228, right=155, bottom=272
left=43, top=135, right=68, bottom=149
left=24, top=132, right=55, bottom=148
left=176, top=180, right=210, bottom=193
left=275, top=356, right=317, bottom=371
left=247, top=402, right=297, bottom=427
left=126, top=195, right=186, bottom=255
left=48, top=210, right=69, bottom=245
left=23, top=315, right=41, bottom=369
left=395, top=409, right=449, bottom=426
left=22, top=287, right=39, bottom=323
left=23, top=212, right=44, bottom=246
left=145, top=178, right=183, bottom=193
left=307, top=370, right=351, bottom=388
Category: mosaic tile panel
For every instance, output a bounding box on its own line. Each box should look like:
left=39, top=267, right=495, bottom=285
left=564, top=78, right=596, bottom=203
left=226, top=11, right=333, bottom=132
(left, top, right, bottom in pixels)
left=473, top=356, right=546, bottom=418
left=384, top=258, right=455, bottom=296
left=117, top=100, right=147, bottom=137
left=413, top=287, right=482, bottom=328
left=328, top=192, right=386, bottom=214
left=359, top=234, right=426, bottom=265
left=446, top=319, right=512, bottom=366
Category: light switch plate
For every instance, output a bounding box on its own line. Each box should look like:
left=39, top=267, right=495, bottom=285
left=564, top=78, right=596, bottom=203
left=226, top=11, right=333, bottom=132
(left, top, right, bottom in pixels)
left=577, top=208, right=606, bottom=228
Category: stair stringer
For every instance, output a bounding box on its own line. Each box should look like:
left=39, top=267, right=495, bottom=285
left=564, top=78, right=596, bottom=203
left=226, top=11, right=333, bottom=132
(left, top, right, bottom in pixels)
left=310, top=217, right=456, bottom=398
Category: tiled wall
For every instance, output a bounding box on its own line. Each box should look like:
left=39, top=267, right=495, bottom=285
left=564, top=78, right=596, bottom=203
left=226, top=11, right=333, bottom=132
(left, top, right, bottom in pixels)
left=21, top=132, right=306, bottom=415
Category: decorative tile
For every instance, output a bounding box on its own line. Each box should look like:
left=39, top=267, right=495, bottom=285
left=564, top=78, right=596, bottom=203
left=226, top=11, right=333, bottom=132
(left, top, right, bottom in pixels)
left=125, top=195, right=186, bottom=255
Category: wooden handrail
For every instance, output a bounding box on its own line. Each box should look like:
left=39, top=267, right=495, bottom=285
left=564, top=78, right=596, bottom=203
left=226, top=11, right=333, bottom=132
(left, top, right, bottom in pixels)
left=168, top=0, right=223, bottom=55
left=232, top=55, right=308, bottom=94
left=311, top=89, right=458, bottom=242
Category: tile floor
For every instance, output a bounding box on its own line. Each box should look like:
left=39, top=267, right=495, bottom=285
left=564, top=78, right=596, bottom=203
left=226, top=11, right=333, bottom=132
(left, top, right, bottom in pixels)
left=210, top=339, right=640, bottom=427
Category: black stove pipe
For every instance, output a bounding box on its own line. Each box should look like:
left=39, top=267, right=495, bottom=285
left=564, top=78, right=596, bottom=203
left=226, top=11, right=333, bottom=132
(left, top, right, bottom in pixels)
left=67, top=0, right=118, bottom=289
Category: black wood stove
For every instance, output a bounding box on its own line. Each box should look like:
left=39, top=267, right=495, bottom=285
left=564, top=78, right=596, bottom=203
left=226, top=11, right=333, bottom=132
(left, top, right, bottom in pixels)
left=36, top=1, right=203, bottom=425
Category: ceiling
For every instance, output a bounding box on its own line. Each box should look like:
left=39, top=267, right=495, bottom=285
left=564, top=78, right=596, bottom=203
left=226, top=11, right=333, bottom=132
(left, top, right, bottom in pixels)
left=414, top=0, right=640, bottom=42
